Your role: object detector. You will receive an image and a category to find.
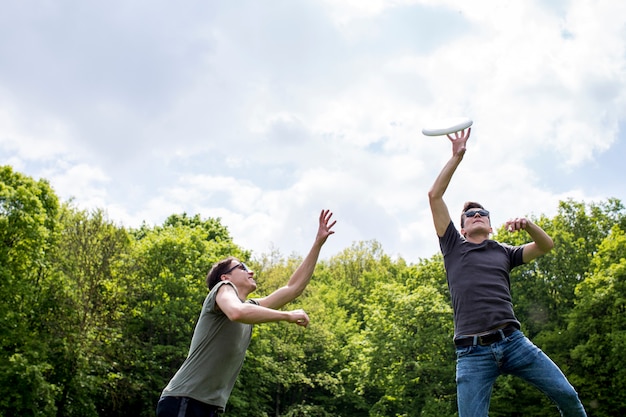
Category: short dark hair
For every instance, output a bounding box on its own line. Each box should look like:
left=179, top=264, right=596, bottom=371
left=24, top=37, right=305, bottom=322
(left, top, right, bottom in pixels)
left=206, top=256, right=238, bottom=289
left=460, top=201, right=486, bottom=228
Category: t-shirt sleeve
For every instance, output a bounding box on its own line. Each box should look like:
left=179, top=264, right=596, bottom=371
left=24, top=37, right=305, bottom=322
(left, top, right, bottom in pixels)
left=439, top=221, right=461, bottom=256
left=206, top=281, right=260, bottom=312
left=206, top=281, right=239, bottom=313
left=501, top=243, right=525, bottom=268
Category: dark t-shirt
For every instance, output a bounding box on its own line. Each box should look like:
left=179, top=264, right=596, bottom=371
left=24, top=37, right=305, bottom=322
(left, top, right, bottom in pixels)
left=439, top=221, right=525, bottom=338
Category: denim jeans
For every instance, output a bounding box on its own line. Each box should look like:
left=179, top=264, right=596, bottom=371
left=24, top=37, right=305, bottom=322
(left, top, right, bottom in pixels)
left=455, top=330, right=586, bottom=417
left=156, top=396, right=221, bottom=417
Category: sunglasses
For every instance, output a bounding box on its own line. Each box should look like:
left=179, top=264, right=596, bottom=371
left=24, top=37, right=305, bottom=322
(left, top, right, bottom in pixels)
left=224, top=262, right=251, bottom=274
left=464, top=209, right=490, bottom=218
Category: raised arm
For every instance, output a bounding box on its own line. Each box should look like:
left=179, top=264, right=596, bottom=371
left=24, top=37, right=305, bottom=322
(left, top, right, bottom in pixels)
left=257, top=209, right=336, bottom=310
left=428, top=128, right=471, bottom=237
left=505, top=217, right=554, bottom=263
left=217, top=284, right=310, bottom=327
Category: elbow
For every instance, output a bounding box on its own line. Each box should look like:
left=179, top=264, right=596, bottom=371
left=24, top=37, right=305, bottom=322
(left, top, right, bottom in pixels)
left=287, top=287, right=304, bottom=301
left=428, top=187, right=444, bottom=204
left=225, top=310, right=241, bottom=322
left=286, top=284, right=304, bottom=300
left=538, top=238, right=554, bottom=255
left=427, top=189, right=438, bottom=205
left=225, top=308, right=247, bottom=323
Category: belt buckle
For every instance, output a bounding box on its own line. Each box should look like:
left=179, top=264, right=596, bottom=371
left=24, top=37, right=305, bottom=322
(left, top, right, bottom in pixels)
left=477, top=331, right=498, bottom=346
left=477, top=334, right=490, bottom=346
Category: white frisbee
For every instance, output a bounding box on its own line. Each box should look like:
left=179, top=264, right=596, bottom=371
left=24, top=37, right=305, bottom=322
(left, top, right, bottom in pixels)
left=422, top=117, right=473, bottom=136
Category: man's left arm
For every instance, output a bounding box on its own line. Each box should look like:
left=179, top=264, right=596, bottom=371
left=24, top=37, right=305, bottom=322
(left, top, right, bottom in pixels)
left=506, top=217, right=554, bottom=263
left=257, top=209, right=336, bottom=310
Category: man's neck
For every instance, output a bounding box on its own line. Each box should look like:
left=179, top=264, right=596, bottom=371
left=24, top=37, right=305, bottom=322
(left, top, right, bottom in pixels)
left=465, top=232, right=489, bottom=244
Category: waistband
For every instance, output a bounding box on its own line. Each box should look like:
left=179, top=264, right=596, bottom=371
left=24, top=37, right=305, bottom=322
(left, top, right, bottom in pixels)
left=454, top=325, right=518, bottom=347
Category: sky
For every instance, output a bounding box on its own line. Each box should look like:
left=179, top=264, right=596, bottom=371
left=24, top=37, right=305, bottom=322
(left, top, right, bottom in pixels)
left=1, top=0, right=625, bottom=263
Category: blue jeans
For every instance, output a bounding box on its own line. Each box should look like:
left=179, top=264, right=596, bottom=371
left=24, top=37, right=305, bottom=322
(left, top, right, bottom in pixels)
left=455, top=330, right=586, bottom=417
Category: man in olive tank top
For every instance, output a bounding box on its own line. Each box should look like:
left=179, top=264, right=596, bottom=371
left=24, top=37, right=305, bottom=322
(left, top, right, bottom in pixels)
left=157, top=210, right=336, bottom=416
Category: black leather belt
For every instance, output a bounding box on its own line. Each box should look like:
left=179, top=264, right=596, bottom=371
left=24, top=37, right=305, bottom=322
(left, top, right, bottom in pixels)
left=454, top=325, right=518, bottom=347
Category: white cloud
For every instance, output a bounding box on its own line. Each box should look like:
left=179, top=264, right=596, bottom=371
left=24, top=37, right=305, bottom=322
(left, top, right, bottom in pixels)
left=0, top=0, right=625, bottom=262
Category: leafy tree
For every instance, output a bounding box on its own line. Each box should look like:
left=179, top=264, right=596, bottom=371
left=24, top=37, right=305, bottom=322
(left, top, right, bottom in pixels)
left=359, top=278, right=455, bottom=417
left=565, top=225, right=626, bottom=416
left=4, top=164, right=626, bottom=417
left=506, top=199, right=626, bottom=335
left=0, top=166, right=60, bottom=417
left=47, top=206, right=131, bottom=417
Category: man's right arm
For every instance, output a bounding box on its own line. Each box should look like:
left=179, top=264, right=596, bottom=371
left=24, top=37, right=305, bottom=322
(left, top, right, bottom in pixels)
left=427, top=128, right=470, bottom=237
left=257, top=210, right=336, bottom=311
left=217, top=284, right=310, bottom=327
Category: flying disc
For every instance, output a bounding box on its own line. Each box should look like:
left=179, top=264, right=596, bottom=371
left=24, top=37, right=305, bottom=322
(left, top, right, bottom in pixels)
left=422, top=117, right=473, bottom=136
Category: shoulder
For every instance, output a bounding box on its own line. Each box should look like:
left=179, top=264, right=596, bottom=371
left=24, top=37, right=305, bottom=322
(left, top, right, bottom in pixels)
left=494, top=240, right=522, bottom=253
left=493, top=240, right=525, bottom=264
left=207, top=281, right=239, bottom=312
left=440, top=221, right=460, bottom=241
left=212, top=280, right=238, bottom=297
left=439, top=221, right=463, bottom=251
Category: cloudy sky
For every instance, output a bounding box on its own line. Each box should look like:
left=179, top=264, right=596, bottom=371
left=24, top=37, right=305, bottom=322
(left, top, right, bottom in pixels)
left=1, top=0, right=625, bottom=263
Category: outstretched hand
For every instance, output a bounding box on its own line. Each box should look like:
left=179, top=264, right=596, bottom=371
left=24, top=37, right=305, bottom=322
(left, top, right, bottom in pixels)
left=316, top=209, right=336, bottom=245
left=447, top=127, right=471, bottom=157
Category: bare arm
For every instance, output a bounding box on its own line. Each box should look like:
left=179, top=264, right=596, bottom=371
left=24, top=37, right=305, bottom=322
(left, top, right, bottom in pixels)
left=428, top=128, right=471, bottom=237
left=217, top=284, right=310, bottom=327
left=257, top=209, right=336, bottom=310
left=505, top=217, right=554, bottom=262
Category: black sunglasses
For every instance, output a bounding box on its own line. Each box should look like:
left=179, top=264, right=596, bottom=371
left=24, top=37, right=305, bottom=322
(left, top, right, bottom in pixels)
left=464, top=209, right=490, bottom=218
left=224, top=262, right=250, bottom=274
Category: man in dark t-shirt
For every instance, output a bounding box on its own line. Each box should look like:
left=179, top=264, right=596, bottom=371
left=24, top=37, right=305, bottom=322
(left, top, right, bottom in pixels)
left=427, top=127, right=586, bottom=417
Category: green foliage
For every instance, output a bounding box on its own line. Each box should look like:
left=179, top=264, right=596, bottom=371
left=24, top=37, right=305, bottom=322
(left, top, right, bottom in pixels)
left=360, top=278, right=455, bottom=417
left=0, top=353, right=58, bottom=417
left=0, top=166, right=61, bottom=417
left=3, top=165, right=626, bottom=416
left=503, top=199, right=626, bottom=336
left=49, top=205, right=132, bottom=417
left=565, top=226, right=626, bottom=416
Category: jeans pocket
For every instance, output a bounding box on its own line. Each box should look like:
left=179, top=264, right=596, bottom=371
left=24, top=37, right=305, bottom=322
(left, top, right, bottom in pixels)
left=455, top=345, right=474, bottom=358
left=504, top=329, right=522, bottom=343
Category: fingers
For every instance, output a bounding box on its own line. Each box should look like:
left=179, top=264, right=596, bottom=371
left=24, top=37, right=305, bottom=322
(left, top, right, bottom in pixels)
left=292, top=310, right=310, bottom=327
left=319, top=209, right=337, bottom=235
left=446, top=127, right=471, bottom=141
left=447, top=128, right=470, bottom=157
left=506, top=217, right=528, bottom=232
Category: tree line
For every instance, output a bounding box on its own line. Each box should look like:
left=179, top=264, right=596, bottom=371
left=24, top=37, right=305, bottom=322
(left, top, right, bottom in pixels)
left=1, top=164, right=625, bottom=417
